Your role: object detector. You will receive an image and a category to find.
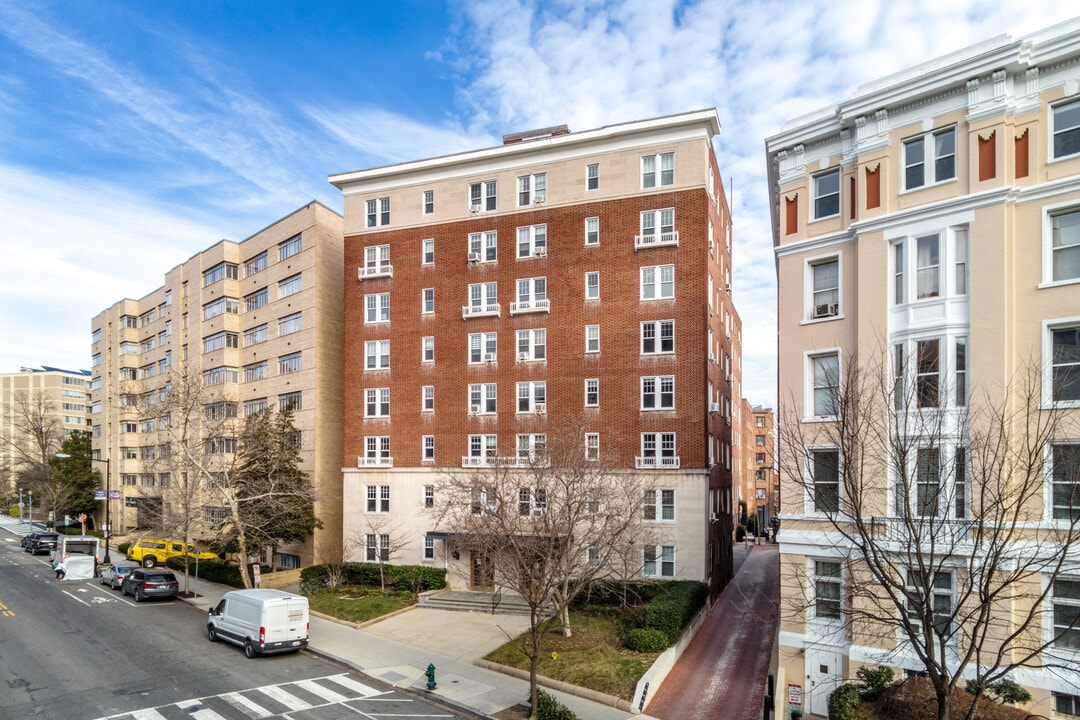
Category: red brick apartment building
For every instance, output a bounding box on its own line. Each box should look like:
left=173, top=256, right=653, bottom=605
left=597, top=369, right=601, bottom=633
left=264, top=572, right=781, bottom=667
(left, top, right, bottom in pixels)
left=330, top=109, right=741, bottom=598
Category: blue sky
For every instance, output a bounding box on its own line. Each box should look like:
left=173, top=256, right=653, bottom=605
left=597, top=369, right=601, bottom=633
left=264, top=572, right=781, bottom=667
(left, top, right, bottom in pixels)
left=0, top=1, right=1076, bottom=407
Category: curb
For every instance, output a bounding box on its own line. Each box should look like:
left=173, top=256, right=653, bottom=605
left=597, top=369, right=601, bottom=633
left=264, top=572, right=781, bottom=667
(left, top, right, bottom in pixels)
left=474, top=659, right=633, bottom=713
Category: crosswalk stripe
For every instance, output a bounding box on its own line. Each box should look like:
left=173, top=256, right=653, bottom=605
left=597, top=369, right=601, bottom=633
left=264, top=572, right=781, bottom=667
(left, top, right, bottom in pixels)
left=219, top=691, right=272, bottom=718
left=258, top=685, right=312, bottom=710
left=325, top=673, right=384, bottom=697
left=175, top=700, right=229, bottom=720
left=294, top=678, right=348, bottom=704
left=129, top=710, right=168, bottom=720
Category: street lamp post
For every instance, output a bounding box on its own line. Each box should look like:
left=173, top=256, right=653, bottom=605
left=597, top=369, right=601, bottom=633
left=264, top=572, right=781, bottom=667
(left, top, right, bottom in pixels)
left=56, top=453, right=111, bottom=564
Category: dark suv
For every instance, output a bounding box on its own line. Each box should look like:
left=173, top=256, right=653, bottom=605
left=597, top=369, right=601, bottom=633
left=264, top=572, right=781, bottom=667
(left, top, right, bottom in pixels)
left=22, top=532, right=59, bottom=555
left=122, top=569, right=179, bottom=602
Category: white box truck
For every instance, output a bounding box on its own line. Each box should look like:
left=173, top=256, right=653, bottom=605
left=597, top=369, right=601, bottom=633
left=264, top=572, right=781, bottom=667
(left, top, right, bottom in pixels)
left=206, top=589, right=309, bottom=658
left=54, top=535, right=100, bottom=580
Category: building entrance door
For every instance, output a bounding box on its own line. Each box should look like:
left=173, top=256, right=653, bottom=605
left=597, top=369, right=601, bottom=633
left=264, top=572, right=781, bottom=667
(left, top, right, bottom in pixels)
left=806, top=647, right=843, bottom=717
left=470, top=553, right=493, bottom=590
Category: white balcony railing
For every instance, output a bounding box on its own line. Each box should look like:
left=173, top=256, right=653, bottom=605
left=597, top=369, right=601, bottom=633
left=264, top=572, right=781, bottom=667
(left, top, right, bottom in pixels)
left=462, top=303, right=501, bottom=319
left=634, top=231, right=680, bottom=250
left=358, top=455, right=393, bottom=467
left=635, top=455, right=681, bottom=469
left=509, top=299, right=551, bottom=315
left=357, top=265, right=393, bottom=280
left=461, top=455, right=550, bottom=468
left=870, top=516, right=974, bottom=545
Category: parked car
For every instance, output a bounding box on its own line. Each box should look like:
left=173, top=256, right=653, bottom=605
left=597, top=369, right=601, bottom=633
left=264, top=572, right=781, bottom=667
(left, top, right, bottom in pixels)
left=99, top=563, right=136, bottom=590
left=126, top=538, right=219, bottom=568
left=207, top=589, right=309, bottom=658
left=22, top=531, right=59, bottom=555
left=121, top=569, right=179, bottom=602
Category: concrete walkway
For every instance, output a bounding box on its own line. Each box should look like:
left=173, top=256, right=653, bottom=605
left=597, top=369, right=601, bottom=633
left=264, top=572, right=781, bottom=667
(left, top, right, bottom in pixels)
left=645, top=543, right=780, bottom=720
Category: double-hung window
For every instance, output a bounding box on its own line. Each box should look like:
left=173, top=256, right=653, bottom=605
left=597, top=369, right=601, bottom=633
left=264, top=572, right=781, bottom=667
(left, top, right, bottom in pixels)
left=469, top=332, right=498, bottom=364
left=641, top=265, right=675, bottom=300
left=423, top=189, right=434, bottom=215
left=1052, top=578, right=1080, bottom=651
left=585, top=271, right=599, bottom=300
left=640, top=433, right=677, bottom=468
left=366, top=485, right=390, bottom=513
left=585, top=217, right=599, bottom=245
left=366, top=534, right=390, bottom=562
left=585, top=325, right=600, bottom=353
left=814, top=561, right=842, bottom=619
left=365, top=197, right=390, bottom=227
left=517, top=381, right=546, bottom=413
left=586, top=163, right=599, bottom=190
left=1050, top=208, right=1080, bottom=282
left=517, top=173, right=546, bottom=205
left=811, top=449, right=840, bottom=513
left=468, top=383, right=497, bottom=415
left=365, top=293, right=390, bottom=323
left=466, top=283, right=497, bottom=315
left=916, top=339, right=940, bottom=408
left=422, top=386, right=434, bottom=412
left=422, top=238, right=435, bottom=265
left=469, top=181, right=497, bottom=211
left=1053, top=98, right=1080, bottom=159
left=363, top=245, right=391, bottom=276
left=585, top=433, right=600, bottom=460
left=517, top=328, right=546, bottom=361
left=639, top=208, right=676, bottom=246
left=1051, top=443, right=1080, bottom=521
left=643, top=546, right=675, bottom=578
left=278, top=273, right=302, bottom=298
left=809, top=258, right=839, bottom=318
left=585, top=379, right=599, bottom=407
left=813, top=168, right=840, bottom=219
left=905, top=569, right=953, bottom=635
left=641, top=152, right=674, bottom=188
left=641, top=376, right=675, bottom=410
left=643, top=489, right=675, bottom=521
left=1051, top=324, right=1080, bottom=403
left=809, top=352, right=839, bottom=417
left=364, top=437, right=390, bottom=464
left=514, top=277, right=547, bottom=313
left=365, top=388, right=390, bottom=417
left=517, top=224, right=547, bottom=258
left=516, top=436, right=547, bottom=464
left=903, top=127, right=956, bottom=189
left=915, top=447, right=942, bottom=517
left=423, top=288, right=434, bottom=314
left=365, top=340, right=390, bottom=370
left=468, top=436, right=498, bottom=462
left=423, top=437, right=435, bottom=462
left=641, top=320, right=674, bottom=354
left=916, top=234, right=940, bottom=299
left=469, top=231, right=497, bottom=263
left=422, top=336, right=434, bottom=362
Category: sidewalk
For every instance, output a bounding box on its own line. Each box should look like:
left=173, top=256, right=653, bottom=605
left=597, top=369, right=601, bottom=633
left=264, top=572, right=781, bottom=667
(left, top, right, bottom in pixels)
left=177, top=572, right=651, bottom=720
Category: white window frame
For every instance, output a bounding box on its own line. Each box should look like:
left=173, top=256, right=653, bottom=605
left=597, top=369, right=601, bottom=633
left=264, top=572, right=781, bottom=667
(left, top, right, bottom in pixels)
left=639, top=208, right=676, bottom=246
left=469, top=231, right=498, bottom=263
left=586, top=163, right=599, bottom=191
left=468, top=383, right=498, bottom=415
left=363, top=245, right=391, bottom=276
left=639, top=434, right=678, bottom=469
left=516, top=435, right=547, bottom=464
left=423, top=536, right=436, bottom=559
left=642, top=545, right=676, bottom=578
left=806, top=350, right=840, bottom=419
left=1044, top=204, right=1080, bottom=286
left=465, top=283, right=497, bottom=316
left=585, top=271, right=600, bottom=300
left=1049, top=443, right=1080, bottom=522
left=244, top=324, right=268, bottom=347
left=585, top=325, right=600, bottom=353
left=640, top=265, right=675, bottom=300
left=469, top=332, right=498, bottom=364
left=902, top=126, right=957, bottom=191
left=468, top=435, right=498, bottom=460
left=365, top=340, right=390, bottom=370
left=363, top=436, right=391, bottom=464
left=366, top=484, right=391, bottom=513
left=1050, top=576, right=1080, bottom=653
left=422, top=336, right=434, bottom=363
left=641, top=375, right=675, bottom=410
left=423, top=189, right=434, bottom=215
left=516, top=381, right=547, bottom=413
left=641, top=319, right=675, bottom=355
left=812, top=559, right=843, bottom=621
left=422, top=386, right=434, bottom=412
left=585, top=378, right=599, bottom=408
left=279, top=234, right=302, bottom=260
left=422, top=288, right=434, bottom=314
left=469, top=180, right=497, bottom=212
left=517, top=172, right=547, bottom=206
left=805, top=254, right=840, bottom=320
left=278, top=273, right=303, bottom=298
left=422, top=238, right=435, bottom=265
left=517, top=224, right=548, bottom=258
left=1043, top=318, right=1080, bottom=407
left=365, top=197, right=391, bottom=227
left=422, top=437, right=435, bottom=463
left=807, top=447, right=840, bottom=514
left=365, top=387, right=390, bottom=418
left=585, top=433, right=600, bottom=461
left=585, top=216, right=599, bottom=245
left=365, top=293, right=390, bottom=323
left=641, top=152, right=674, bottom=188
left=812, top=168, right=840, bottom=220
left=517, top=328, right=546, bottom=362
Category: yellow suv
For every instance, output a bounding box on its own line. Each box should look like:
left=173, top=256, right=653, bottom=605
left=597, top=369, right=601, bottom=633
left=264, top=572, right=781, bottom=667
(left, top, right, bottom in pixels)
left=126, top=539, right=219, bottom=568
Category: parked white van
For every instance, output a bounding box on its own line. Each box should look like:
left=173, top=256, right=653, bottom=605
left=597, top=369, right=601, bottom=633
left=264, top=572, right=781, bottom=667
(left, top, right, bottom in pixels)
left=206, top=589, right=309, bottom=658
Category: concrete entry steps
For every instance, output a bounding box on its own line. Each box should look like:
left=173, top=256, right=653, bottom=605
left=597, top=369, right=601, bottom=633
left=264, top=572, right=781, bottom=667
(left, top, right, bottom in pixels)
left=419, top=589, right=546, bottom=616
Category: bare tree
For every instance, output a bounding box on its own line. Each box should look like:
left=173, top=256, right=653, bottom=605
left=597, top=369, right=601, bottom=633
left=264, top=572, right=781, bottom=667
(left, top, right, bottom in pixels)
left=3, top=391, right=64, bottom=517
left=350, top=513, right=410, bottom=592
left=778, top=348, right=1080, bottom=720
left=433, top=426, right=650, bottom=718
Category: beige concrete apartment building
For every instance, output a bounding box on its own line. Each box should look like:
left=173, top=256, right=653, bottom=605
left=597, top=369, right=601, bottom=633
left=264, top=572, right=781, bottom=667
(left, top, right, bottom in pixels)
left=768, top=20, right=1080, bottom=718
left=90, top=201, right=344, bottom=567
left=1, top=365, right=90, bottom=500
left=739, top=401, right=775, bottom=532
left=330, top=110, right=742, bottom=599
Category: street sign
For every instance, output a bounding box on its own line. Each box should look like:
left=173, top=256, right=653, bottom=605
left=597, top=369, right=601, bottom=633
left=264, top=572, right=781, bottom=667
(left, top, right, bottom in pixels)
left=94, top=490, right=106, bottom=500
left=109, top=490, right=121, bottom=500
left=788, top=683, right=803, bottom=715
left=252, top=563, right=262, bottom=588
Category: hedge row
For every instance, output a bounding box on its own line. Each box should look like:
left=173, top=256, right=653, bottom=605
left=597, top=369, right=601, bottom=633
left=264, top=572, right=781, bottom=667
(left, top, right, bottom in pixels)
left=299, top=562, right=447, bottom=594
left=163, top=557, right=260, bottom=587
left=640, top=581, right=709, bottom=644
left=572, top=579, right=708, bottom=651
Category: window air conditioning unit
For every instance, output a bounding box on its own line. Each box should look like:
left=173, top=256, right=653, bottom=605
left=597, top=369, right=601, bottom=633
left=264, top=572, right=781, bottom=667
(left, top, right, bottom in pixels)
left=485, top=354, right=497, bottom=363
left=710, top=511, right=718, bottom=523
left=709, top=402, right=721, bottom=414
left=725, top=372, right=732, bottom=382
left=468, top=252, right=481, bottom=264
left=470, top=204, right=481, bottom=213
left=470, top=405, right=481, bottom=415
left=534, top=197, right=545, bottom=205
left=724, top=415, right=732, bottom=426
left=813, top=303, right=838, bottom=319
left=535, top=404, right=547, bottom=415
left=534, top=247, right=547, bottom=257
left=709, top=352, right=716, bottom=363
left=518, top=352, right=529, bottom=362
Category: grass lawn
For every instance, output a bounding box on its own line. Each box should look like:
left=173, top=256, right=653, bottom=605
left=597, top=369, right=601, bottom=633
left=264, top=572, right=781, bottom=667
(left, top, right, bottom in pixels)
left=484, top=611, right=660, bottom=700
left=306, top=588, right=415, bottom=624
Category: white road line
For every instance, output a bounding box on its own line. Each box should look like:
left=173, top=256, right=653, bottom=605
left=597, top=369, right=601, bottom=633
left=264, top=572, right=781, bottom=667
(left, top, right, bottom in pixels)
left=294, top=678, right=348, bottom=704
left=129, top=709, right=168, bottom=720
left=62, top=590, right=91, bottom=606
left=326, top=673, right=385, bottom=697
left=258, top=684, right=312, bottom=710
left=220, top=691, right=272, bottom=718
